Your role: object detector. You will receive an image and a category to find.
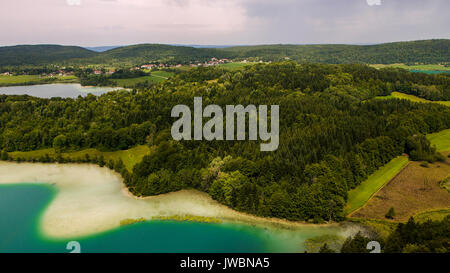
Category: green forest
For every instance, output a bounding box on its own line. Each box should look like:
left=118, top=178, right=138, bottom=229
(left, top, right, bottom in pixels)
left=0, top=39, right=448, bottom=66
left=1, top=62, right=449, bottom=223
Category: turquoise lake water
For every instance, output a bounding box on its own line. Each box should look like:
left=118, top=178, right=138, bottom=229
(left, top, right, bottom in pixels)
left=0, top=184, right=265, bottom=253
left=0, top=184, right=344, bottom=253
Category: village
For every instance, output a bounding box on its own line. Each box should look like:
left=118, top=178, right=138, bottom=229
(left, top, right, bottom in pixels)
left=139, top=57, right=232, bottom=70
left=0, top=57, right=236, bottom=77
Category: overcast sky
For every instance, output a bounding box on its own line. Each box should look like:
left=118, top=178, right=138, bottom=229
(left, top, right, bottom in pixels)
left=1, top=0, right=449, bottom=46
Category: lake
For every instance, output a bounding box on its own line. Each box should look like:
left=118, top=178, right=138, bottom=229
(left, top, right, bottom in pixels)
left=410, top=70, right=450, bottom=75
left=0, top=84, right=124, bottom=98
left=0, top=162, right=361, bottom=253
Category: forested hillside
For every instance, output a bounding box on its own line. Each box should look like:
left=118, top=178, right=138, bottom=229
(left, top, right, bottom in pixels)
left=0, top=45, right=97, bottom=66
left=1, top=62, right=449, bottom=222
left=90, top=44, right=231, bottom=65
left=224, top=39, right=450, bottom=64
left=0, top=39, right=448, bottom=66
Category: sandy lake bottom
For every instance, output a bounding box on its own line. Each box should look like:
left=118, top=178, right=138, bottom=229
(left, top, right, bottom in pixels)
left=0, top=162, right=363, bottom=253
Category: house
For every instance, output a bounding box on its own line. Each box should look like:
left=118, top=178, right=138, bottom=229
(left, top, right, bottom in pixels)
left=141, top=64, right=154, bottom=69
left=93, top=70, right=102, bottom=75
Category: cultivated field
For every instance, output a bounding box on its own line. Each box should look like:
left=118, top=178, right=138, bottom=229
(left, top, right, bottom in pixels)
left=349, top=151, right=450, bottom=222
left=346, top=128, right=450, bottom=219
left=345, top=156, right=409, bottom=215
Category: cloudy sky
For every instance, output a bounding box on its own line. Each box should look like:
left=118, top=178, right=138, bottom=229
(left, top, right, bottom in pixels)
left=1, top=0, right=449, bottom=46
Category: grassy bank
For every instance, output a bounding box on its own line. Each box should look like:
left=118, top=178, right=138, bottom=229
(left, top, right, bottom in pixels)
left=351, top=154, right=450, bottom=221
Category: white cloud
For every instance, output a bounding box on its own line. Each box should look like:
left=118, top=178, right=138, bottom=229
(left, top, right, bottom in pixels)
left=0, top=0, right=448, bottom=45
left=366, top=0, right=381, bottom=6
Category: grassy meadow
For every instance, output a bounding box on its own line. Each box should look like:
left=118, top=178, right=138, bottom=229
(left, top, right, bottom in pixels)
left=371, top=63, right=450, bottom=71
left=350, top=152, right=450, bottom=222
left=346, top=127, right=450, bottom=216
left=426, top=129, right=450, bottom=152
left=112, top=71, right=174, bottom=87
left=9, top=145, right=151, bottom=171
left=218, top=62, right=256, bottom=70
left=375, top=92, right=450, bottom=107
left=0, top=75, right=78, bottom=86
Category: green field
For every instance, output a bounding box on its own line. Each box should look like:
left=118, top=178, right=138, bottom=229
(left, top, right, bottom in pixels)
left=346, top=127, right=450, bottom=215
left=9, top=145, right=150, bottom=171
left=113, top=76, right=164, bottom=86
left=345, top=156, right=409, bottom=215
left=375, top=92, right=450, bottom=107
left=413, top=209, right=450, bottom=223
left=371, top=64, right=450, bottom=71
left=151, top=70, right=174, bottom=78
left=218, top=62, right=257, bottom=70
left=112, top=71, right=174, bottom=87
left=426, top=129, right=450, bottom=152
left=0, top=75, right=78, bottom=86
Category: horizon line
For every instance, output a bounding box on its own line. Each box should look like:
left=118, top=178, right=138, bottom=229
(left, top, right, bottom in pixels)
left=1, top=38, right=449, bottom=49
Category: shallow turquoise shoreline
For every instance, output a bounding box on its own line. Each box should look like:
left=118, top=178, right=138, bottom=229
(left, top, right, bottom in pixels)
left=0, top=183, right=347, bottom=253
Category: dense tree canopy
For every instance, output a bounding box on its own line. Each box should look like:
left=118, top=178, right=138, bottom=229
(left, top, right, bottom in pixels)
left=0, top=39, right=448, bottom=66
left=1, top=62, right=449, bottom=222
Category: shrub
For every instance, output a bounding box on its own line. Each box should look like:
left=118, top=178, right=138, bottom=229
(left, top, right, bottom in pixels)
left=420, top=162, right=429, bottom=168
left=385, top=207, right=396, bottom=219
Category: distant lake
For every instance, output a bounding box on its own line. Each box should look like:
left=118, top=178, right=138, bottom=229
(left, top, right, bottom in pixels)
left=410, top=70, right=450, bottom=75
left=0, top=84, right=124, bottom=98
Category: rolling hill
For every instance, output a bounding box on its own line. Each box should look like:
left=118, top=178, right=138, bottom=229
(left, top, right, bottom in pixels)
left=0, top=44, right=97, bottom=66
left=0, top=39, right=448, bottom=66
left=89, top=44, right=231, bottom=65
left=223, top=39, right=450, bottom=64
